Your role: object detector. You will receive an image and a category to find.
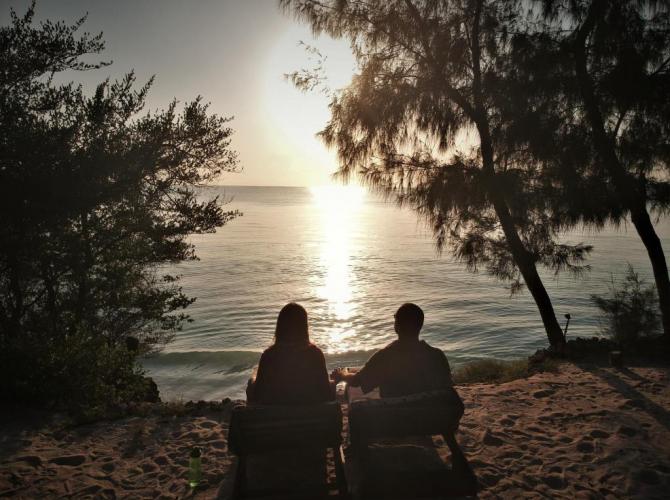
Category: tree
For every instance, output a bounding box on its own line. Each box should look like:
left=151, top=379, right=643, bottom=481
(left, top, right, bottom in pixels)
left=281, top=0, right=591, bottom=350
left=0, top=4, right=239, bottom=409
left=517, top=0, right=670, bottom=339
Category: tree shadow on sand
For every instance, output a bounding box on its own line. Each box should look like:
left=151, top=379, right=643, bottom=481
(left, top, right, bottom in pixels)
left=578, top=364, right=670, bottom=432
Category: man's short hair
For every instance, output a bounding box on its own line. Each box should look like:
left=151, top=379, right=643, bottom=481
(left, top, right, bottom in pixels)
left=395, top=303, right=424, bottom=336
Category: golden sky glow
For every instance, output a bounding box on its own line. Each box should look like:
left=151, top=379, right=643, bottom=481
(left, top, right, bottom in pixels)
left=1, top=0, right=357, bottom=187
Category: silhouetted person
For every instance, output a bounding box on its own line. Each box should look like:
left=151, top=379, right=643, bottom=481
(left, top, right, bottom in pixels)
left=246, top=303, right=334, bottom=405
left=332, top=303, right=454, bottom=397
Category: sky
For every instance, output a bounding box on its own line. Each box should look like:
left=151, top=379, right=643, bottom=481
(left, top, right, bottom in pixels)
left=1, top=0, right=358, bottom=186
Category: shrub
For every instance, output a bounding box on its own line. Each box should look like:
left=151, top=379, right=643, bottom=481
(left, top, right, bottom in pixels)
left=453, top=359, right=528, bottom=384
left=453, top=357, right=561, bottom=384
left=591, top=265, right=661, bottom=346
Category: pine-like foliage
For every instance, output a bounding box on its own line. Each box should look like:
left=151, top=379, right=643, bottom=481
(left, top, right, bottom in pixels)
left=282, top=0, right=591, bottom=347
left=512, top=0, right=670, bottom=337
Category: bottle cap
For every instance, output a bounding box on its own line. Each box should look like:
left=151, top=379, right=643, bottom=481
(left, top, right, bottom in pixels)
left=190, top=447, right=201, bottom=458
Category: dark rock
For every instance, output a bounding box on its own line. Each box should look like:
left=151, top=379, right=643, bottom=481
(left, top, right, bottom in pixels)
left=142, top=377, right=160, bottom=403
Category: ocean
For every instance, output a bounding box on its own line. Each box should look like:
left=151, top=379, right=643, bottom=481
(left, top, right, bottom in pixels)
left=142, top=185, right=670, bottom=401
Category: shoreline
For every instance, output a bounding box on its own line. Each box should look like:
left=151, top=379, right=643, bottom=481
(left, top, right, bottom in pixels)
left=2, top=360, right=669, bottom=498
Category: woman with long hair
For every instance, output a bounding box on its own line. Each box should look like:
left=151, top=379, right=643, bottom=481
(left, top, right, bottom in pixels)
left=246, top=303, right=334, bottom=404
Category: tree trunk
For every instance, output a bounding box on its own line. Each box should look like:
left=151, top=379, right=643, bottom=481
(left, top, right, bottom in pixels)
left=630, top=208, right=670, bottom=340
left=574, top=0, right=670, bottom=339
left=481, top=136, right=566, bottom=350
left=495, top=195, right=566, bottom=349
left=469, top=0, right=565, bottom=350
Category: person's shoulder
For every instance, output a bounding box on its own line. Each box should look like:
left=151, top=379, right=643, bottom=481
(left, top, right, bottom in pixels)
left=306, top=342, right=325, bottom=354
left=259, top=344, right=278, bottom=359
left=369, top=340, right=401, bottom=362
left=420, top=340, right=449, bottom=357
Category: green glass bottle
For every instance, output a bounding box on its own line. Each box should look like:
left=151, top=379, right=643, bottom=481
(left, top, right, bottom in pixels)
left=189, top=446, right=202, bottom=488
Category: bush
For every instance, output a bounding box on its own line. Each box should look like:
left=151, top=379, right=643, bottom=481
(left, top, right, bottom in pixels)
left=454, top=359, right=527, bottom=384
left=453, top=357, right=561, bottom=384
left=591, top=265, right=660, bottom=347
left=3, top=330, right=150, bottom=413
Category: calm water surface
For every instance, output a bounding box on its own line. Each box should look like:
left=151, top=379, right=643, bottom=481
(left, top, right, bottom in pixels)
left=143, top=186, right=670, bottom=400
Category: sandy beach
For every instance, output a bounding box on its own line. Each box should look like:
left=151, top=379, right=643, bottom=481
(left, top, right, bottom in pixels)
left=1, top=362, right=669, bottom=499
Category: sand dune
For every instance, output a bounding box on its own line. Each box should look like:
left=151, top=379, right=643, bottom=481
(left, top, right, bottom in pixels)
left=1, top=362, right=669, bottom=498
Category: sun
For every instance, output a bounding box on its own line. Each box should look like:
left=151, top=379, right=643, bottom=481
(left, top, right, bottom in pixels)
left=261, top=24, right=357, bottom=185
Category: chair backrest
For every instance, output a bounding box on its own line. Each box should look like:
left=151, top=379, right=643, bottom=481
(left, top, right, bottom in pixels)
left=228, top=401, right=343, bottom=455
left=349, top=388, right=463, bottom=444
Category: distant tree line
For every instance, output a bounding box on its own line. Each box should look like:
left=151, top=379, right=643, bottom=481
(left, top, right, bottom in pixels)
left=282, top=0, right=670, bottom=351
left=0, top=4, right=239, bottom=410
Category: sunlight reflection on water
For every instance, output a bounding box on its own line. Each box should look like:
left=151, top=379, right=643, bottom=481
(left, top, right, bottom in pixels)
left=310, top=185, right=366, bottom=353
left=144, top=186, right=670, bottom=400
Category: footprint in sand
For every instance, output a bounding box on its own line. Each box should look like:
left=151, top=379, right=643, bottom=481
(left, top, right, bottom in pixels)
left=617, top=426, right=638, bottom=437
left=198, top=420, right=218, bottom=429
left=542, top=474, right=566, bottom=490
left=14, top=455, right=43, bottom=468
left=141, top=462, right=158, bottom=473
left=49, top=455, right=86, bottom=467
left=482, top=430, right=504, bottom=447
left=101, top=462, right=115, bottom=473
left=576, top=441, right=595, bottom=453
left=209, top=440, right=227, bottom=450
left=619, top=399, right=646, bottom=410
left=498, top=450, right=523, bottom=460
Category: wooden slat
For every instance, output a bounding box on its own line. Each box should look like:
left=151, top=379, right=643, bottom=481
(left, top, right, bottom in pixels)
left=349, top=389, right=464, bottom=443
left=229, top=401, right=343, bottom=455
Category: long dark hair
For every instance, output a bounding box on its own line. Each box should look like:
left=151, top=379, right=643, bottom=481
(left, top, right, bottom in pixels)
left=274, top=302, right=309, bottom=344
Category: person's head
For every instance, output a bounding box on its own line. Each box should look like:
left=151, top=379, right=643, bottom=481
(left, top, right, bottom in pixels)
left=394, top=303, right=424, bottom=339
left=274, top=302, right=309, bottom=344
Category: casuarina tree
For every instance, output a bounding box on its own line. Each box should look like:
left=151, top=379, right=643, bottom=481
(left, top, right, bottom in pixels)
left=516, top=0, right=670, bottom=339
left=281, top=0, right=591, bottom=350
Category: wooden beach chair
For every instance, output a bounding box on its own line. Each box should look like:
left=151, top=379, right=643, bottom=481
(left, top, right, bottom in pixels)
left=347, top=388, right=477, bottom=499
left=227, top=401, right=348, bottom=499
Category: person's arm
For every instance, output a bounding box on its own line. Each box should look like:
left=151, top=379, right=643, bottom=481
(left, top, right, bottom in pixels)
left=331, top=367, right=358, bottom=385
left=332, top=351, right=384, bottom=394
left=245, top=364, right=259, bottom=403
left=247, top=352, right=269, bottom=403
left=312, top=347, right=336, bottom=401
left=438, top=350, right=454, bottom=387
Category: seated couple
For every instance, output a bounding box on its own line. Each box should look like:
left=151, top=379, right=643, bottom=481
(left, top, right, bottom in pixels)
left=246, top=302, right=455, bottom=404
